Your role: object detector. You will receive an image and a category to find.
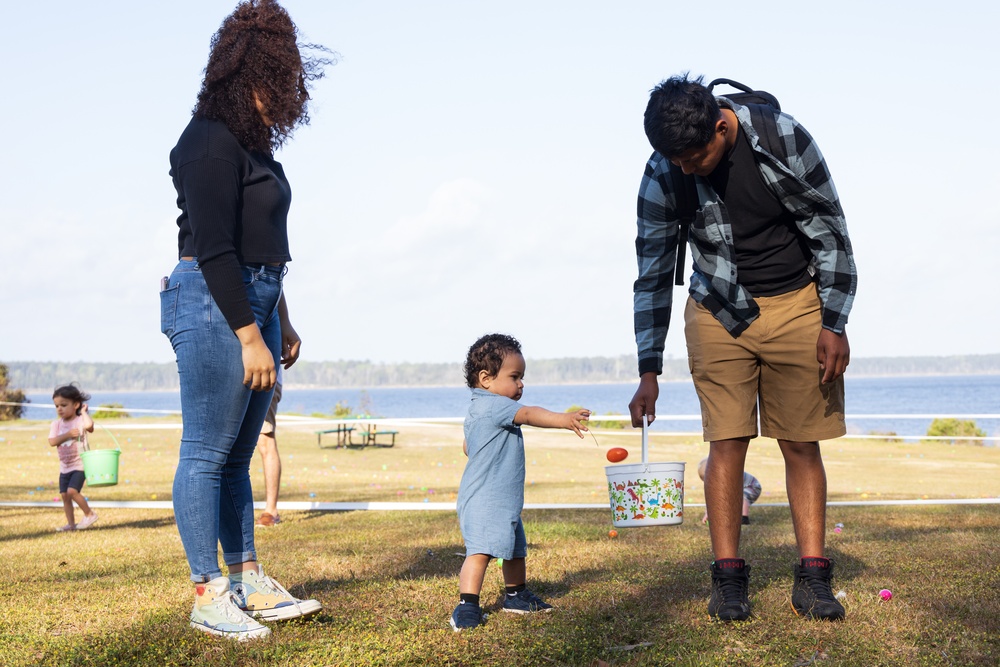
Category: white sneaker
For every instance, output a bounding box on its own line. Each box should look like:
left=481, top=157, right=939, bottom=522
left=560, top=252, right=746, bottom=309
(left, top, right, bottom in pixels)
left=190, top=576, right=271, bottom=641
left=77, top=512, right=99, bottom=530
left=56, top=523, right=76, bottom=532
left=231, top=566, right=322, bottom=621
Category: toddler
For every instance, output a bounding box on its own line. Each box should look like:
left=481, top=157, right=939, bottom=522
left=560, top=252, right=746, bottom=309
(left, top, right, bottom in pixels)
left=698, top=457, right=761, bottom=525
left=48, top=384, right=99, bottom=532
left=452, top=333, right=590, bottom=631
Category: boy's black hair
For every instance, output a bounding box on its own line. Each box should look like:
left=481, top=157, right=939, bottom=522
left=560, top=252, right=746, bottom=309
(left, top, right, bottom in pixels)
left=643, top=73, right=721, bottom=158
left=464, top=333, right=522, bottom=389
left=52, top=383, right=91, bottom=415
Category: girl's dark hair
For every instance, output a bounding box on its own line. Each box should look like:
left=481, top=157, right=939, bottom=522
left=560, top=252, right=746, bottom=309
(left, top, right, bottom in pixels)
left=194, top=0, right=335, bottom=154
left=464, top=333, right=522, bottom=389
left=53, top=384, right=91, bottom=415
left=643, top=73, right=721, bottom=158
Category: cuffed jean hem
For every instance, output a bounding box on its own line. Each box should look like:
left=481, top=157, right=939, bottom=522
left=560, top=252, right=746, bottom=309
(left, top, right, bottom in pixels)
left=223, top=550, right=259, bottom=568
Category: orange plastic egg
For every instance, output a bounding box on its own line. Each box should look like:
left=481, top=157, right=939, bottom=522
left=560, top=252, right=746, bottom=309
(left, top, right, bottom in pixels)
left=606, top=447, right=629, bottom=463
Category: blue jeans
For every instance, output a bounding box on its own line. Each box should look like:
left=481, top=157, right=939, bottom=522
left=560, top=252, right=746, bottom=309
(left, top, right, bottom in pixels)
left=160, top=259, right=283, bottom=583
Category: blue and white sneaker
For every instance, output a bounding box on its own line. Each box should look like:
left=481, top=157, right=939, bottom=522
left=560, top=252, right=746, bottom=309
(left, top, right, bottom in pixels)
left=190, top=577, right=270, bottom=641
left=449, top=601, right=486, bottom=631
left=502, top=589, right=553, bottom=614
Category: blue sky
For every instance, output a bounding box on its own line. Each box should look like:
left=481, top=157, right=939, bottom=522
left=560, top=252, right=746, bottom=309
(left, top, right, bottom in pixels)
left=2, top=1, right=997, bottom=368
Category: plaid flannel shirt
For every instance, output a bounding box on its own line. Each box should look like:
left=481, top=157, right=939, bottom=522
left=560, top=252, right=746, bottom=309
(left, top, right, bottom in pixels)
left=633, top=98, right=857, bottom=375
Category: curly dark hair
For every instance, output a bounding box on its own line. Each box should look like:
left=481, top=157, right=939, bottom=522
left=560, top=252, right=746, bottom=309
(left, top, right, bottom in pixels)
left=52, top=383, right=91, bottom=415
left=463, top=333, right=522, bottom=389
left=643, top=73, right=721, bottom=158
left=194, top=0, right=335, bottom=154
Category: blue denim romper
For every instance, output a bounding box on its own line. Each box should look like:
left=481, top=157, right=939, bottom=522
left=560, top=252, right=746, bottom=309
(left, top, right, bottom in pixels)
left=457, top=389, right=527, bottom=560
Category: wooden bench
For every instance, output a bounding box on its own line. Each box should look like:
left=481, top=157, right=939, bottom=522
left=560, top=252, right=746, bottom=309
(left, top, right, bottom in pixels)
left=315, top=425, right=355, bottom=448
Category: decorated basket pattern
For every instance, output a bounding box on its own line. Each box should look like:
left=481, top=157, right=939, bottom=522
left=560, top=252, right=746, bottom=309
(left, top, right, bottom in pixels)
left=608, top=475, right=684, bottom=523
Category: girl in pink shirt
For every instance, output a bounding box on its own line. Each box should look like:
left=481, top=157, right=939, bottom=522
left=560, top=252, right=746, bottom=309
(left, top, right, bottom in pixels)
left=48, top=384, right=99, bottom=532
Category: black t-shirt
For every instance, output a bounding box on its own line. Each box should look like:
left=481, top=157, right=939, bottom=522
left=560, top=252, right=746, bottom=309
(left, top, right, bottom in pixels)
left=706, top=125, right=812, bottom=297
left=170, top=116, right=292, bottom=330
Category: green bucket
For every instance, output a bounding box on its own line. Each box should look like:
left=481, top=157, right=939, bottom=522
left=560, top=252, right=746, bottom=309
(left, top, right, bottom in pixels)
left=81, top=449, right=120, bottom=487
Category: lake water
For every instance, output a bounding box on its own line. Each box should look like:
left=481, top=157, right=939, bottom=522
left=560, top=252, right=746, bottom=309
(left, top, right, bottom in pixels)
left=20, top=375, right=1000, bottom=439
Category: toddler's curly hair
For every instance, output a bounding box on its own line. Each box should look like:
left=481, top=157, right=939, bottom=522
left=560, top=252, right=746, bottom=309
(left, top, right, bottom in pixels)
left=463, top=333, right=522, bottom=389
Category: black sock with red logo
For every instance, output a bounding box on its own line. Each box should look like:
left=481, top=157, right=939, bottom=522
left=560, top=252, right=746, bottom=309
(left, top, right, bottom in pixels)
left=800, top=556, right=830, bottom=570
left=713, top=558, right=746, bottom=570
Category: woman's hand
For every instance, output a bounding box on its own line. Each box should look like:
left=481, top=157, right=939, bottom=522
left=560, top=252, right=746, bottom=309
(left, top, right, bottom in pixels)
left=234, top=323, right=276, bottom=391
left=279, top=319, right=301, bottom=369
left=277, top=293, right=301, bottom=369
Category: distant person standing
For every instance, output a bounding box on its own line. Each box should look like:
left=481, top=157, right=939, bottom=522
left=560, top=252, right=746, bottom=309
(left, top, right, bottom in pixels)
left=160, top=0, right=327, bottom=640
left=256, top=366, right=285, bottom=528
left=48, top=384, right=99, bottom=532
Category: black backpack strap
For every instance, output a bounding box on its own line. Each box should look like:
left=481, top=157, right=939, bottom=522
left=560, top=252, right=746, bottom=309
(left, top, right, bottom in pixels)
left=668, top=166, right=698, bottom=286
left=708, top=79, right=781, bottom=111
left=745, top=103, right=787, bottom=164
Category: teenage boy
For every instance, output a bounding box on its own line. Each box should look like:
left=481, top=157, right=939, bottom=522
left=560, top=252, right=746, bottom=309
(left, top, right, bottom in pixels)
left=628, top=74, right=857, bottom=622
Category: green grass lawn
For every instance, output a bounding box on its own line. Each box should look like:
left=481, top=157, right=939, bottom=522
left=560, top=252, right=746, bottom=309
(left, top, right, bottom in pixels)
left=1, top=419, right=998, bottom=666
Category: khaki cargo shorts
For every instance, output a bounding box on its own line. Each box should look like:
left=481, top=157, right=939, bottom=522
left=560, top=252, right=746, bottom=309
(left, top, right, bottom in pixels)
left=683, top=283, right=845, bottom=443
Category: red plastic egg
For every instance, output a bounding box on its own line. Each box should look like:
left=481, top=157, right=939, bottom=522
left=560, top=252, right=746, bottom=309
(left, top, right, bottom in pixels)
left=606, top=447, right=629, bottom=463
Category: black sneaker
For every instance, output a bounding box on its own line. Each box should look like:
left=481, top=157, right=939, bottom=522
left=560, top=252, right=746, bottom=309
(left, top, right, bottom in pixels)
left=449, top=601, right=486, bottom=631
left=791, top=557, right=846, bottom=620
left=708, top=559, right=751, bottom=621
left=502, top=589, right=553, bottom=614
left=741, top=516, right=751, bottom=525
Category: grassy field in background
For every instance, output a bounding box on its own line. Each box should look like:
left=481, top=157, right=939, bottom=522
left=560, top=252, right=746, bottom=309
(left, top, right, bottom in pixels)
left=1, top=418, right=998, bottom=666
left=3, top=417, right=999, bottom=506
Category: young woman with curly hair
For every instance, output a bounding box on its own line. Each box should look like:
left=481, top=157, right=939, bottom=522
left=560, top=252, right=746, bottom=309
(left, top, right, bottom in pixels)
left=160, top=0, right=332, bottom=640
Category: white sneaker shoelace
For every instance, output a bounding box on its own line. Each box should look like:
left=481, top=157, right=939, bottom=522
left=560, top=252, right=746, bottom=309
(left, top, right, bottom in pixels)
left=256, top=571, right=304, bottom=616
left=216, top=590, right=259, bottom=626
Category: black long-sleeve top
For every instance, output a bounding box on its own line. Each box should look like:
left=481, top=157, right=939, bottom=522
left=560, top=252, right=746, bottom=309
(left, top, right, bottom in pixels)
left=169, top=116, right=292, bottom=330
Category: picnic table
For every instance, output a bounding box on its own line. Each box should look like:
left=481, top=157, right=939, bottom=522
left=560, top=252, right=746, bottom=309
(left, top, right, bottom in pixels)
left=315, top=422, right=398, bottom=448
left=315, top=424, right=355, bottom=448
left=351, top=423, right=398, bottom=448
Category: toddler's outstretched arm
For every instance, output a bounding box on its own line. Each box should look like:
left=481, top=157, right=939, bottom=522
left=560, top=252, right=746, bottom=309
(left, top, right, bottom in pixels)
left=514, top=407, right=591, bottom=438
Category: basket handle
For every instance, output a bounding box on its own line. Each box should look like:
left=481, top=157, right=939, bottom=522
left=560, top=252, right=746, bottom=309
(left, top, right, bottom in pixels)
left=641, top=414, right=649, bottom=464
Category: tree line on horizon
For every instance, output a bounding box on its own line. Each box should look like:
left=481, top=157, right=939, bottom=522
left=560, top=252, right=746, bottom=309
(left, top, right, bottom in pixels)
left=4, top=354, right=1000, bottom=392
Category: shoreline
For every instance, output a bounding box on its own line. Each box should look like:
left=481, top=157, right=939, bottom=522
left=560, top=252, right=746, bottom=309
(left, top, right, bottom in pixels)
left=17, top=371, right=1000, bottom=394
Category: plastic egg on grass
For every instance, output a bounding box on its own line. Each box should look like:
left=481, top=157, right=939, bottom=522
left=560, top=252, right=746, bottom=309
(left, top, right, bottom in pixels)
left=606, top=447, right=629, bottom=463
left=879, top=589, right=893, bottom=601
left=608, top=530, right=618, bottom=538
